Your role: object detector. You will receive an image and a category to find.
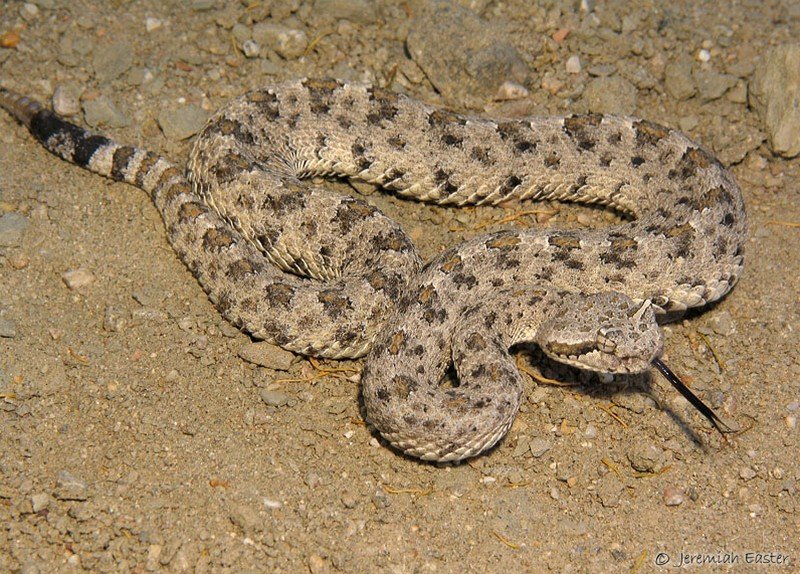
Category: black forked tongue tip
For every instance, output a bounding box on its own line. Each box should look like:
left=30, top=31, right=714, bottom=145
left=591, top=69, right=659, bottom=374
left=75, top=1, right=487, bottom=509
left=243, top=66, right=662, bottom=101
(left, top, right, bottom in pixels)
left=651, top=358, right=732, bottom=436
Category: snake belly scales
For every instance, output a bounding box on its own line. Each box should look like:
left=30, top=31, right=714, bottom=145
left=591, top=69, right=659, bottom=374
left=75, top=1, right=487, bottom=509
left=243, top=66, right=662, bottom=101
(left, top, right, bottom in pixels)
left=0, top=78, right=746, bottom=462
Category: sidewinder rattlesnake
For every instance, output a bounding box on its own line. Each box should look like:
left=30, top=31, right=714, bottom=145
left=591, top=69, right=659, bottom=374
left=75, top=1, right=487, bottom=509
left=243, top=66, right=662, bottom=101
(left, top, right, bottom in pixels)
left=0, top=78, right=746, bottom=462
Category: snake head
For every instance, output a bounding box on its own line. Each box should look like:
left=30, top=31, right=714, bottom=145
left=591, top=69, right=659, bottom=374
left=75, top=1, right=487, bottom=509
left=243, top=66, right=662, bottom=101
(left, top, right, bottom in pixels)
left=536, top=292, right=663, bottom=374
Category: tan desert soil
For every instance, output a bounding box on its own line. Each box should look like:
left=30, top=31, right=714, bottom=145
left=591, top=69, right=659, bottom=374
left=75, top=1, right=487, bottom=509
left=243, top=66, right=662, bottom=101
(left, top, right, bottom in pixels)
left=0, top=1, right=798, bottom=572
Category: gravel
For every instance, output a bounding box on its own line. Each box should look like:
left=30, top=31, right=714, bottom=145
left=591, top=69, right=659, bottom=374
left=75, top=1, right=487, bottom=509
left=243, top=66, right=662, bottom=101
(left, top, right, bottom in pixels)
left=406, top=0, right=530, bottom=107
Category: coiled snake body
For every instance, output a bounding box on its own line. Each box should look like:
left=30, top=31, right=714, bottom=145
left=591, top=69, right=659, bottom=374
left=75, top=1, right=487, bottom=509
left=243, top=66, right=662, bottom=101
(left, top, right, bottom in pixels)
left=0, top=79, right=746, bottom=461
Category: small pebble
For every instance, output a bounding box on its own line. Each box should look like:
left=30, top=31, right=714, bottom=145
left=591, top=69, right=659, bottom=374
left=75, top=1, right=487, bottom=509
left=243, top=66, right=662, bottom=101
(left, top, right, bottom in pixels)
left=146, top=544, right=163, bottom=571
left=581, top=76, right=637, bottom=115
left=30, top=492, right=51, bottom=512
left=529, top=437, right=552, bottom=458
left=586, top=64, right=617, bottom=77
left=0, top=31, right=21, bottom=49
left=92, top=41, right=134, bottom=82
left=0, top=318, right=16, bottom=338
left=0, top=212, right=29, bottom=247
left=228, top=503, right=262, bottom=534
left=157, top=104, right=208, bottom=140
left=192, top=0, right=215, bottom=10
left=259, top=389, right=293, bottom=407
left=341, top=491, right=357, bottom=509
left=697, top=49, right=711, bottom=62
left=262, top=498, right=282, bottom=509
left=693, top=69, right=737, bottom=101
left=145, top=17, right=162, bottom=32
left=241, top=40, right=260, bottom=58
left=7, top=253, right=29, bottom=269
left=372, top=489, right=390, bottom=509
left=627, top=444, right=662, bottom=473
left=238, top=341, right=295, bottom=371
left=662, top=486, right=685, bottom=506
left=252, top=23, right=307, bottom=60
left=308, top=554, right=330, bottom=574
left=62, top=268, right=96, bottom=290
left=83, top=96, right=130, bottom=128
left=54, top=470, right=87, bottom=501
left=708, top=311, right=736, bottom=336
left=664, top=57, right=696, bottom=100
left=20, top=3, right=39, bottom=21
left=494, top=81, right=529, bottom=101
left=678, top=116, right=699, bottom=132
left=566, top=55, right=581, bottom=74
left=52, top=85, right=81, bottom=116
left=739, top=466, right=757, bottom=481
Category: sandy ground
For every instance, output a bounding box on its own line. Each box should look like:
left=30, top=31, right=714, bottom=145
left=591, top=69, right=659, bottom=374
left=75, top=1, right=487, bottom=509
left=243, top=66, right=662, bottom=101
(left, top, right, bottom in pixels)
left=0, top=1, right=798, bottom=572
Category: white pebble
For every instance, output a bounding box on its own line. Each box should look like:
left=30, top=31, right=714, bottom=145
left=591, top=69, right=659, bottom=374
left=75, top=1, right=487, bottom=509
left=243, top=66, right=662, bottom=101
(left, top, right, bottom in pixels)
left=662, top=486, right=685, bottom=506
left=697, top=49, right=711, bottom=62
left=566, top=55, right=582, bottom=74
left=52, top=86, right=81, bottom=117
left=62, top=268, right=96, bottom=290
left=262, top=498, right=283, bottom=509
left=494, top=80, right=529, bottom=101
left=145, top=17, right=162, bottom=32
left=21, top=3, right=39, bottom=20
left=242, top=39, right=260, bottom=58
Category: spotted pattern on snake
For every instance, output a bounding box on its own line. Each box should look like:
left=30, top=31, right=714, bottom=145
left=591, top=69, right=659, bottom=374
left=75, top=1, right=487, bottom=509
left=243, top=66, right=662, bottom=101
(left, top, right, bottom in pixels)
left=0, top=78, right=746, bottom=462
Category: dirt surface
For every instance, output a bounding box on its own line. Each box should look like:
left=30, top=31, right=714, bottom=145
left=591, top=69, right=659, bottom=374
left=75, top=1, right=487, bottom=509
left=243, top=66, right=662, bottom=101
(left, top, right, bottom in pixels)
left=1, top=1, right=798, bottom=572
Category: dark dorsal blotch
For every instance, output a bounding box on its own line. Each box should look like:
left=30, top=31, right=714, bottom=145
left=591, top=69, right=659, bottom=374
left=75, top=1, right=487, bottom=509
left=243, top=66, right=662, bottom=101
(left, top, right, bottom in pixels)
left=203, top=227, right=236, bottom=251
left=549, top=234, right=582, bottom=250
left=633, top=119, right=671, bottom=146
left=563, top=114, right=602, bottom=151
left=427, top=108, right=466, bottom=127
left=110, top=145, right=136, bottom=180
left=246, top=90, right=280, bottom=119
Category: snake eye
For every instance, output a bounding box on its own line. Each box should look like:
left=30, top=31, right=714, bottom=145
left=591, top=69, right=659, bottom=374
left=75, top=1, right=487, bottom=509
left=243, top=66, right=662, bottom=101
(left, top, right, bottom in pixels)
left=596, top=327, right=619, bottom=353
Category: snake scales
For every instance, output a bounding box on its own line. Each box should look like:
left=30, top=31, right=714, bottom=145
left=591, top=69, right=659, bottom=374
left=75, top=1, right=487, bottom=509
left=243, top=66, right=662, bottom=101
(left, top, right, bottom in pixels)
left=1, top=78, right=746, bottom=461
